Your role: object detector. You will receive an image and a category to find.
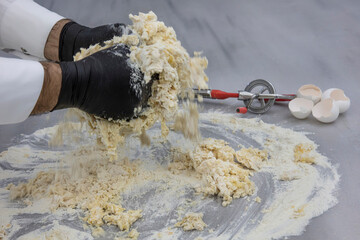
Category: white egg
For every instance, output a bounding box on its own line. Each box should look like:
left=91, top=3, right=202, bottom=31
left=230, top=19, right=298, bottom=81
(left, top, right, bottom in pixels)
left=312, top=98, right=339, bottom=123
left=297, top=84, right=322, bottom=104
left=289, top=98, right=314, bottom=119
left=322, top=88, right=350, bottom=113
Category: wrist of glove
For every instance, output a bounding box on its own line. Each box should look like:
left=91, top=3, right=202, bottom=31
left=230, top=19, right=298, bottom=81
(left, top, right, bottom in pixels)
left=58, top=21, right=128, bottom=61
left=53, top=44, right=154, bottom=120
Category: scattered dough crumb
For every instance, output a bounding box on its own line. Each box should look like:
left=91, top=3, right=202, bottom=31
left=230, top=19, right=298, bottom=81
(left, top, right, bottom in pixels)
left=254, top=196, right=262, bottom=203
left=279, top=169, right=302, bottom=181
left=114, top=229, right=139, bottom=240
left=44, top=228, right=70, bottom=240
left=294, top=143, right=316, bottom=164
left=261, top=207, right=272, bottom=214
left=23, top=198, right=32, bottom=206
left=292, top=204, right=307, bottom=218
left=0, top=224, right=11, bottom=240
left=173, top=101, right=200, bottom=141
left=128, top=229, right=139, bottom=239
left=91, top=226, right=105, bottom=237
left=175, top=212, right=206, bottom=231
left=235, top=147, right=268, bottom=170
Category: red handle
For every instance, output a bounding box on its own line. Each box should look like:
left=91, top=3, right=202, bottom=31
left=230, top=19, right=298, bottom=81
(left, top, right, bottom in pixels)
left=236, top=107, right=248, bottom=114
left=211, top=90, right=238, bottom=99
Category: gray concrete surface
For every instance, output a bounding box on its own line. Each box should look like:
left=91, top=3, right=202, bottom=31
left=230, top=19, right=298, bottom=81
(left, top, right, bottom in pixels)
left=1, top=0, right=359, bottom=239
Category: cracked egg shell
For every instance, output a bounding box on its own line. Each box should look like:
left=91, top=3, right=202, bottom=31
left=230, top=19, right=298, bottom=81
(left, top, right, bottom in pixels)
left=289, top=98, right=314, bottom=119
left=297, top=84, right=322, bottom=104
left=312, top=98, right=339, bottom=123
left=322, top=88, right=350, bottom=113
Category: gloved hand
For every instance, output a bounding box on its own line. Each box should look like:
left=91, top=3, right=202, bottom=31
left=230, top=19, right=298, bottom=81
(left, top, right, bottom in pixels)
left=52, top=44, right=154, bottom=120
left=44, top=19, right=129, bottom=62
left=58, top=21, right=128, bottom=61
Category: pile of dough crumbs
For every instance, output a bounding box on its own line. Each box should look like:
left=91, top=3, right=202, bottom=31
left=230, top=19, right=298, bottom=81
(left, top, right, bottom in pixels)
left=69, top=11, right=208, bottom=160
left=175, top=213, right=207, bottom=231
left=7, top=146, right=143, bottom=234
left=2, top=113, right=338, bottom=240
left=7, top=137, right=267, bottom=237
left=0, top=224, right=11, bottom=240
left=169, top=138, right=267, bottom=206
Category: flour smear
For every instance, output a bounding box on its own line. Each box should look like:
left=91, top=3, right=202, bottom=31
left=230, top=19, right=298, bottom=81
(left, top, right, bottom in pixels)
left=0, top=111, right=339, bottom=240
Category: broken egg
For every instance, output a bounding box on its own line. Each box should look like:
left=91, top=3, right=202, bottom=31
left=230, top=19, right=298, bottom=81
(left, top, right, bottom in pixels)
left=322, top=88, right=350, bottom=113
left=297, top=84, right=322, bottom=104
left=312, top=98, right=339, bottom=123
left=289, top=98, right=314, bottom=119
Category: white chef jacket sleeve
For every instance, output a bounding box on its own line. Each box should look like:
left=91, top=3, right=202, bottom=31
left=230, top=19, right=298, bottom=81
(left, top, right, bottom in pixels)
left=0, top=57, right=44, bottom=125
left=0, top=0, right=63, bottom=59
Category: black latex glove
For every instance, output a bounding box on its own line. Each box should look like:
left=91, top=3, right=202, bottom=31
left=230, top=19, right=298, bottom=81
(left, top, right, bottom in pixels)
left=54, top=44, right=155, bottom=120
left=59, top=21, right=128, bottom=61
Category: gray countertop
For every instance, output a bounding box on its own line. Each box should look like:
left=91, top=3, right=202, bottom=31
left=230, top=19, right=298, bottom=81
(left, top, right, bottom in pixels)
left=1, top=0, right=359, bottom=239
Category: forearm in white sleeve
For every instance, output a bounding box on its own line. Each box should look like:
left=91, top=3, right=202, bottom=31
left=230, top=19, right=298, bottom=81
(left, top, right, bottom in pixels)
left=0, top=57, right=44, bottom=124
left=0, top=0, right=63, bottom=59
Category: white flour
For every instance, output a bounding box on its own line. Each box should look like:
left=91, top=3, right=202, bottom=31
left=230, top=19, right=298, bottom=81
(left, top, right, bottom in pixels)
left=201, top=112, right=340, bottom=240
left=0, top=112, right=339, bottom=240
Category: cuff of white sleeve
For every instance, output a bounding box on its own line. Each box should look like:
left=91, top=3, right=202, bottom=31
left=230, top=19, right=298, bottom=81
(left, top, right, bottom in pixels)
left=0, top=0, right=63, bottom=59
left=0, top=58, right=44, bottom=124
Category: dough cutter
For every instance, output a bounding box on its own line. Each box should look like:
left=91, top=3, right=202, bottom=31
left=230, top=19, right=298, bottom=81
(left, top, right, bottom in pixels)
left=193, top=79, right=296, bottom=114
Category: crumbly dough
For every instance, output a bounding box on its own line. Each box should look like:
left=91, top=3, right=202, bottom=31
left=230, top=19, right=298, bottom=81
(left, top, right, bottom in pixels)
left=7, top=138, right=266, bottom=235
left=114, top=229, right=139, bottom=240
left=1, top=109, right=339, bottom=240
left=4, top=11, right=320, bottom=239
left=170, top=138, right=257, bottom=206
left=173, top=101, right=200, bottom=141
left=254, top=197, right=262, bottom=203
left=294, top=143, right=316, bottom=164
left=91, top=227, right=105, bottom=238
left=175, top=213, right=206, bottom=231
left=7, top=11, right=210, bottom=237
left=0, top=227, right=5, bottom=240
left=235, top=148, right=268, bottom=171
left=70, top=11, right=208, bottom=160
left=0, top=224, right=10, bottom=240
left=292, top=204, right=307, bottom=219
left=127, top=229, right=139, bottom=239
left=7, top=146, right=142, bottom=232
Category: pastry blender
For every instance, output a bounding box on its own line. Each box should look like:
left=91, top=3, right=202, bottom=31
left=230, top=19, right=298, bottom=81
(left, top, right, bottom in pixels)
left=193, top=79, right=295, bottom=114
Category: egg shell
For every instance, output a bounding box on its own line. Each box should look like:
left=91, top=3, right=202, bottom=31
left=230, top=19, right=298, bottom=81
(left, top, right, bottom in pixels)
left=322, top=88, right=350, bottom=113
left=289, top=98, right=314, bottom=119
left=297, top=84, right=322, bottom=104
left=312, top=98, right=339, bottom=123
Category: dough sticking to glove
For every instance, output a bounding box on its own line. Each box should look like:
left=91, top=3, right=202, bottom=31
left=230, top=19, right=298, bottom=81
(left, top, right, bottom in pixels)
left=60, top=11, right=209, bottom=160
left=55, top=44, right=155, bottom=120
left=59, top=21, right=129, bottom=61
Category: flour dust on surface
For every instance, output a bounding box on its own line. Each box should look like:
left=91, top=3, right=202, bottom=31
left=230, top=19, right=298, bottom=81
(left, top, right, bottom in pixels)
left=0, top=112, right=339, bottom=240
